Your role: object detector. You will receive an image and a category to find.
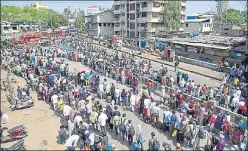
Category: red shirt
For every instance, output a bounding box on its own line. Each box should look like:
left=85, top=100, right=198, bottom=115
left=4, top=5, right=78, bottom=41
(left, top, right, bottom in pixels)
left=147, top=82, right=152, bottom=88
left=179, top=95, right=185, bottom=104
left=202, top=86, right=207, bottom=93
left=134, top=81, right=138, bottom=88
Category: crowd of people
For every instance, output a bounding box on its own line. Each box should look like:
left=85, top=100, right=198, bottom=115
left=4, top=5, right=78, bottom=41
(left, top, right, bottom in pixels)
left=0, top=33, right=247, bottom=151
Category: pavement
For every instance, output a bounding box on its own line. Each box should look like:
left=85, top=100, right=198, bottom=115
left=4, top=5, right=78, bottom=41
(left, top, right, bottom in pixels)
left=61, top=58, right=233, bottom=150
left=89, top=41, right=222, bottom=88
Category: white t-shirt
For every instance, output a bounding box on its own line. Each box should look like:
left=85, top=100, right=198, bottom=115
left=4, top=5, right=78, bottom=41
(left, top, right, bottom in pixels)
left=106, top=85, right=111, bottom=94
left=88, top=133, right=95, bottom=145
left=74, top=115, right=83, bottom=125
left=231, top=97, right=239, bottom=107
left=86, top=103, right=93, bottom=114
left=99, top=84, right=104, bottom=93
left=144, top=99, right=151, bottom=108
left=115, top=89, right=121, bottom=97
left=51, top=94, right=58, bottom=104
left=130, top=95, right=136, bottom=105
left=98, top=113, right=108, bottom=126
left=65, top=135, right=80, bottom=147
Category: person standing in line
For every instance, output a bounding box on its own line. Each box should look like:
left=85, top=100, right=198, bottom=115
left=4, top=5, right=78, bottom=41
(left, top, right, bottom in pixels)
left=126, top=120, right=135, bottom=146
left=98, top=110, right=108, bottom=135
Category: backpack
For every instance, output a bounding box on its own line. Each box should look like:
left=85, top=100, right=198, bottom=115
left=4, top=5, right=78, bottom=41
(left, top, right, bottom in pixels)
left=128, top=125, right=135, bottom=136
left=106, top=144, right=113, bottom=151
left=198, top=129, right=206, bottom=139
left=138, top=134, right=145, bottom=143
left=152, top=139, right=160, bottom=151
left=232, top=129, right=241, bottom=142
left=113, top=115, right=120, bottom=127
left=89, top=115, right=95, bottom=124
left=119, top=119, right=126, bottom=133
left=163, top=114, right=171, bottom=123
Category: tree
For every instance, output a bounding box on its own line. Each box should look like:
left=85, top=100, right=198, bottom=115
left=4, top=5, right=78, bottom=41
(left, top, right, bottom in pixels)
left=162, top=0, right=181, bottom=33
left=215, top=8, right=246, bottom=25
left=74, top=11, right=85, bottom=32
left=1, top=5, right=68, bottom=28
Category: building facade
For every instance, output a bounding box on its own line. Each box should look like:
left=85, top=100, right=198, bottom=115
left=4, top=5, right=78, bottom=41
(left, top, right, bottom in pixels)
left=184, top=13, right=215, bottom=33
left=85, top=6, right=107, bottom=24
left=113, top=0, right=186, bottom=47
left=64, top=6, right=81, bottom=26
left=31, top=2, right=48, bottom=9
left=216, top=0, right=228, bottom=14
left=85, top=10, right=114, bottom=40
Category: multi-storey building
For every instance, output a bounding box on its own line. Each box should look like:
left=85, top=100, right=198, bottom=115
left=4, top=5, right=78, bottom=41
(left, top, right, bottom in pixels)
left=85, top=10, right=114, bottom=40
left=31, top=2, right=48, bottom=9
left=64, top=6, right=81, bottom=26
left=216, top=0, right=228, bottom=14
left=113, top=0, right=186, bottom=47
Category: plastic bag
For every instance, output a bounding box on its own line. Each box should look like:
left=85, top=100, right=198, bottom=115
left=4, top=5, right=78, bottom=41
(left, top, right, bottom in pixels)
left=1, top=113, right=9, bottom=124
left=172, top=129, right=177, bottom=137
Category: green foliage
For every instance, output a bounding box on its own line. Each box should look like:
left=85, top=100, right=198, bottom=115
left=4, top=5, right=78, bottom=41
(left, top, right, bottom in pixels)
left=162, top=0, right=181, bottom=33
left=74, top=11, right=85, bottom=32
left=215, top=8, right=246, bottom=25
left=1, top=5, right=68, bottom=28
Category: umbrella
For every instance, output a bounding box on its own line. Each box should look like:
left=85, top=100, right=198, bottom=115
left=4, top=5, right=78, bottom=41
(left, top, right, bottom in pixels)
left=75, top=67, right=84, bottom=73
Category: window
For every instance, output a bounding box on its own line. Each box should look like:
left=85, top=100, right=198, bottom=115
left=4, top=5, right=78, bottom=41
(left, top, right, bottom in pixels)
left=114, top=5, right=120, bottom=10
left=130, top=31, right=135, bottom=38
left=99, top=23, right=102, bottom=27
left=186, top=23, right=188, bottom=27
left=153, top=2, right=160, bottom=7
left=103, top=23, right=106, bottom=26
left=130, top=3, right=135, bottom=11
left=151, top=32, right=156, bottom=36
left=107, top=23, right=110, bottom=26
left=141, top=2, right=147, bottom=8
left=224, top=28, right=229, bottom=30
left=112, top=23, right=114, bottom=27
left=152, top=12, right=159, bottom=17
left=115, top=23, right=120, bottom=27
left=130, top=23, right=135, bottom=29
left=141, top=12, right=147, bottom=17
left=137, top=32, right=140, bottom=37
left=130, top=13, right=135, bottom=20
left=3, top=27, right=8, bottom=30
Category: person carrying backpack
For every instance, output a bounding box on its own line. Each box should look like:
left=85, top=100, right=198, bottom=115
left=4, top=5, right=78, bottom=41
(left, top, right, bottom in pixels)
left=127, top=120, right=135, bottom=146
left=148, top=132, right=160, bottom=151
left=136, top=124, right=145, bottom=150
left=119, top=114, right=127, bottom=141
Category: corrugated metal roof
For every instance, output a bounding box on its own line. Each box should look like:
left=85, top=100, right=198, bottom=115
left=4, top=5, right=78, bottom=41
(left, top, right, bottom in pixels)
left=185, top=19, right=209, bottom=23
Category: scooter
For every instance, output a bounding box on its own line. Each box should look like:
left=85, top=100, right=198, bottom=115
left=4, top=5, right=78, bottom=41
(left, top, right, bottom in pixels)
left=11, top=97, right=34, bottom=111
left=1, top=139, right=26, bottom=151
left=1, top=125, right=28, bottom=143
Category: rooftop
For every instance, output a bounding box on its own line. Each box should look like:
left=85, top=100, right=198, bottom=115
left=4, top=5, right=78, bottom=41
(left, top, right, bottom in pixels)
left=185, top=19, right=210, bottom=23
left=158, top=35, right=246, bottom=50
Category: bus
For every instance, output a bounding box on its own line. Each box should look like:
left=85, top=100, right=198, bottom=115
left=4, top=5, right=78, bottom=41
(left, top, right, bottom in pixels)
left=18, top=33, right=42, bottom=44
left=68, top=28, right=79, bottom=34
left=51, top=29, right=64, bottom=38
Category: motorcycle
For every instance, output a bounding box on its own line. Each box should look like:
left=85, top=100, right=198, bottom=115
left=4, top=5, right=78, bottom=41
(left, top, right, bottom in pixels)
left=1, top=139, right=26, bottom=151
left=1, top=125, right=28, bottom=143
left=11, top=97, right=34, bottom=111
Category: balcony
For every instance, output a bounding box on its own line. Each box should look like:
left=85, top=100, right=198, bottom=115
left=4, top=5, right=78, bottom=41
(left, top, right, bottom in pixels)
left=181, top=1, right=186, bottom=7
left=114, top=9, right=121, bottom=14
left=181, top=10, right=185, bottom=15
left=114, top=26, right=121, bottom=31
left=138, top=26, right=147, bottom=31
left=113, top=1, right=121, bottom=5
